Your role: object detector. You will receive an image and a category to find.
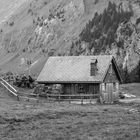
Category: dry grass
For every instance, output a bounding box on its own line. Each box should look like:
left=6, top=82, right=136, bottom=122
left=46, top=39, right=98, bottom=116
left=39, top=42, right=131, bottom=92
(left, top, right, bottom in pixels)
left=0, top=99, right=140, bottom=140
left=120, top=83, right=140, bottom=97
left=1, top=83, right=140, bottom=140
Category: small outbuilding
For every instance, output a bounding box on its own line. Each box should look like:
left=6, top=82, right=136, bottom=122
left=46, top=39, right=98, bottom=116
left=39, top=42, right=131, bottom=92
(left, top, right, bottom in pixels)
left=37, top=55, right=122, bottom=103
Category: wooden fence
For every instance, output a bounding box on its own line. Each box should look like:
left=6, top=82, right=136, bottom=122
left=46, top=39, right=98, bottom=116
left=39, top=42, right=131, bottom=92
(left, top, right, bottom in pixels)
left=40, top=93, right=100, bottom=104
left=0, top=78, right=19, bottom=100
left=0, top=78, right=39, bottom=102
left=0, top=77, right=100, bottom=104
left=2, top=75, right=15, bottom=84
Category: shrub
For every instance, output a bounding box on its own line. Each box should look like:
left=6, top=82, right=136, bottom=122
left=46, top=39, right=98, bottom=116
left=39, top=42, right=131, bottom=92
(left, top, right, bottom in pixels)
left=94, top=0, right=99, bottom=4
left=44, top=1, right=47, bottom=5
left=136, top=17, right=140, bottom=25
left=23, top=49, right=26, bottom=52
left=9, top=21, right=14, bottom=26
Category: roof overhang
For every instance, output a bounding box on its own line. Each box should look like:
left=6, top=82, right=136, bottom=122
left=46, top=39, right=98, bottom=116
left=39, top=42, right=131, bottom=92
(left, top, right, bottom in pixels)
left=37, top=55, right=118, bottom=84
left=112, top=57, right=123, bottom=83
left=37, top=81, right=102, bottom=84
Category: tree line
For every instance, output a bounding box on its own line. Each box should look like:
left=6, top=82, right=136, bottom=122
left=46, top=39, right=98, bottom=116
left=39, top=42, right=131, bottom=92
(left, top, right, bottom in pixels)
left=80, top=1, right=133, bottom=54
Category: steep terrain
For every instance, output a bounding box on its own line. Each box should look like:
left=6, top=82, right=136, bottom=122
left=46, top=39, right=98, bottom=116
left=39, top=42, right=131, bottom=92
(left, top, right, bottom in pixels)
left=0, top=0, right=29, bottom=24
left=0, top=0, right=140, bottom=82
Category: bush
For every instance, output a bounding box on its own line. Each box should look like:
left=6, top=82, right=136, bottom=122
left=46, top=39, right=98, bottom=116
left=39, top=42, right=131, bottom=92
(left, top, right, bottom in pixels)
left=23, top=49, right=26, bottom=52
left=136, top=17, right=140, bottom=25
left=44, top=1, right=47, bottom=5
left=9, top=21, right=14, bottom=26
left=94, top=0, right=99, bottom=4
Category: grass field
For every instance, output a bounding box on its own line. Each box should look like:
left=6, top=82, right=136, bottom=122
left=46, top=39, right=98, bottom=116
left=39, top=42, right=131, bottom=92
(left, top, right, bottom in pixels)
left=0, top=84, right=140, bottom=140
left=120, top=83, right=140, bottom=97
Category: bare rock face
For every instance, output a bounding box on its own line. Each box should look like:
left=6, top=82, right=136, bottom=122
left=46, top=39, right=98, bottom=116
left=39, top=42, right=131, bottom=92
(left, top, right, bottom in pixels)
left=113, top=21, right=140, bottom=73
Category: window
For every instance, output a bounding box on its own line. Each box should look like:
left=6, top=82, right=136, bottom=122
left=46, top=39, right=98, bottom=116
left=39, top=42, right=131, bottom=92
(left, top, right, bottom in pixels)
left=109, top=64, right=113, bottom=74
left=113, top=83, right=119, bottom=92
left=102, top=83, right=106, bottom=91
left=77, top=84, right=85, bottom=93
left=113, top=83, right=116, bottom=92
left=116, top=82, right=119, bottom=90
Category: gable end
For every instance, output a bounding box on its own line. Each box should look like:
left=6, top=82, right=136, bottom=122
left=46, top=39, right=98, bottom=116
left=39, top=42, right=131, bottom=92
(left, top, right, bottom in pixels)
left=103, top=57, right=122, bottom=83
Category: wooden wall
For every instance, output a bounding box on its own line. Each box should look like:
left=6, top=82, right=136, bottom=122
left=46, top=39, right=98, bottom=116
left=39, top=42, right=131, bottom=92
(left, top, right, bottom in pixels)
left=101, top=62, right=120, bottom=103
left=63, top=83, right=100, bottom=95
left=104, top=63, right=119, bottom=83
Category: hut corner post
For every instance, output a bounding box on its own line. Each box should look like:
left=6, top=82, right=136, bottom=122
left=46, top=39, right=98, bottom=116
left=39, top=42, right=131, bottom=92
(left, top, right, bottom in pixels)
left=99, top=83, right=103, bottom=104
left=100, top=82, right=119, bottom=104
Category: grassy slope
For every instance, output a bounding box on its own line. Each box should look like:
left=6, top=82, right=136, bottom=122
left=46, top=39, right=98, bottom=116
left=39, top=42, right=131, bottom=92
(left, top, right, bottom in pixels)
left=120, top=83, right=140, bottom=97
left=0, top=72, right=140, bottom=139
left=0, top=0, right=122, bottom=75
left=0, top=86, right=140, bottom=140
left=0, top=0, right=28, bottom=24
left=0, top=0, right=139, bottom=77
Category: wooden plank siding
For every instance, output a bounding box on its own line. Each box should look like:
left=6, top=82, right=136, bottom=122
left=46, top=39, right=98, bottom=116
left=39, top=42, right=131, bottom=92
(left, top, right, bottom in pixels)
left=101, top=61, right=120, bottom=103
left=104, top=63, right=119, bottom=83
left=89, top=84, right=100, bottom=94
left=63, top=83, right=100, bottom=96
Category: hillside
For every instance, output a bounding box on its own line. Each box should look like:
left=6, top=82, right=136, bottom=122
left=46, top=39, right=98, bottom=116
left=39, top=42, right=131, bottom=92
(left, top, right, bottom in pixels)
left=0, top=0, right=29, bottom=24
left=0, top=0, right=140, bottom=82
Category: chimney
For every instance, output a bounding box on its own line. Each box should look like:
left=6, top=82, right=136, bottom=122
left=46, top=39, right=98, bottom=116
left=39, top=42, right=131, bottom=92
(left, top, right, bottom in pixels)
left=90, top=59, right=98, bottom=76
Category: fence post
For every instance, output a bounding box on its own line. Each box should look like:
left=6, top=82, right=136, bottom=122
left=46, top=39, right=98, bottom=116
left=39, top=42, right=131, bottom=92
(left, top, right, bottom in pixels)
left=17, top=95, right=19, bottom=101
left=90, top=94, right=92, bottom=104
left=58, top=94, right=60, bottom=102
left=69, top=95, right=71, bottom=104
left=81, top=95, right=83, bottom=105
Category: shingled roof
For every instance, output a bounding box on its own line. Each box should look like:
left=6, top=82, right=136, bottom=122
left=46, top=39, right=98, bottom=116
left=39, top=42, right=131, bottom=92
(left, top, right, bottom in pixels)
left=37, top=55, right=122, bottom=83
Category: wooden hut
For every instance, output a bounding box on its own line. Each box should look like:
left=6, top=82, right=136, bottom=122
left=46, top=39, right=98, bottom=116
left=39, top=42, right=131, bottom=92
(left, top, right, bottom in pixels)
left=37, top=55, right=122, bottom=103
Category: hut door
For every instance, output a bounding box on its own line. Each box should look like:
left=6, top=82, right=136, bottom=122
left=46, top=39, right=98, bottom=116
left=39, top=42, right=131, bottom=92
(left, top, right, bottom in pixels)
left=89, top=84, right=99, bottom=95
left=106, top=83, right=113, bottom=103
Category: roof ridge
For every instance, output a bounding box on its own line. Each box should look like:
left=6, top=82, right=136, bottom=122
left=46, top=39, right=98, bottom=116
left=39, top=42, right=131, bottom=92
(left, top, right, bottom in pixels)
left=37, top=55, right=115, bottom=83
left=49, top=55, right=113, bottom=58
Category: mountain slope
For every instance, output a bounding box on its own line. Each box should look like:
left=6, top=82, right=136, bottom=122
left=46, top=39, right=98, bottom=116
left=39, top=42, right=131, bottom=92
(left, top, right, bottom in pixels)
left=0, top=0, right=29, bottom=24
left=0, top=0, right=140, bottom=82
